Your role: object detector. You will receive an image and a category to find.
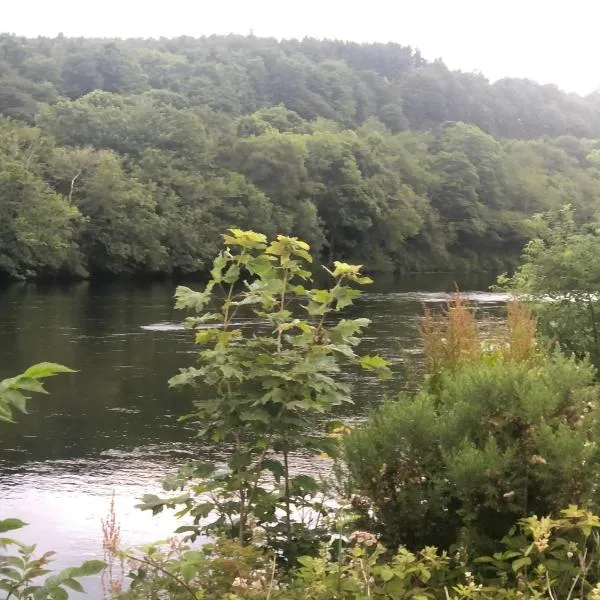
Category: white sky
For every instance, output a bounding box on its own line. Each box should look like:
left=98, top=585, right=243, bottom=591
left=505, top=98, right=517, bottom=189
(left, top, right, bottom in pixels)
left=4, top=0, right=599, bottom=95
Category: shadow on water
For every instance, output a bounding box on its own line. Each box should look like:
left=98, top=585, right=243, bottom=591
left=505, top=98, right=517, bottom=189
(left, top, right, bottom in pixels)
left=0, top=274, right=505, bottom=581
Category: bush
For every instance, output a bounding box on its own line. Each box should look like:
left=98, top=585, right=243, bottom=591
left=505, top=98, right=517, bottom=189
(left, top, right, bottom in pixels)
left=344, top=300, right=600, bottom=554
left=136, top=229, right=390, bottom=566
left=498, top=206, right=600, bottom=370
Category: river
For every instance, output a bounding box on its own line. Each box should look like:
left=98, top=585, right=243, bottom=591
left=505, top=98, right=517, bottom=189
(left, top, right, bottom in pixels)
left=0, top=274, right=507, bottom=594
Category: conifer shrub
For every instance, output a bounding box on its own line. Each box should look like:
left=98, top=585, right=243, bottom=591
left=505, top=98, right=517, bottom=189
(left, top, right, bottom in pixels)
left=344, top=298, right=600, bottom=554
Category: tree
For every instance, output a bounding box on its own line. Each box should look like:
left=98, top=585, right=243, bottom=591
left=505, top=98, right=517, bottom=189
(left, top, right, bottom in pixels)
left=498, top=206, right=600, bottom=369
left=0, top=160, right=82, bottom=278
left=138, top=229, right=390, bottom=564
left=75, top=151, right=167, bottom=275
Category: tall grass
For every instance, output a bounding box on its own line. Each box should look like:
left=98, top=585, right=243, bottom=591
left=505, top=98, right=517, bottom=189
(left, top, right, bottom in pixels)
left=419, top=292, right=538, bottom=375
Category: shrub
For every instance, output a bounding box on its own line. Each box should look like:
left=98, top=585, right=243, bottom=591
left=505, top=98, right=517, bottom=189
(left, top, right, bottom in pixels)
left=345, top=301, right=600, bottom=554
left=497, top=205, right=600, bottom=371
left=114, top=507, right=600, bottom=600
left=137, top=229, right=390, bottom=565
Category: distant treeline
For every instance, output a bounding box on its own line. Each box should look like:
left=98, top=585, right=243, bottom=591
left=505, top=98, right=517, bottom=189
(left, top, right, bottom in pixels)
left=2, top=33, right=600, bottom=278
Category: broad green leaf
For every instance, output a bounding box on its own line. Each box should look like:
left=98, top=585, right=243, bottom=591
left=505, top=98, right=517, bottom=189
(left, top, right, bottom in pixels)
left=66, top=560, right=106, bottom=578
left=511, top=556, right=531, bottom=571
left=22, top=363, right=75, bottom=379
left=263, top=459, right=285, bottom=479
left=48, top=586, right=68, bottom=600
left=0, top=519, right=27, bottom=533
left=174, top=285, right=213, bottom=312
left=11, top=378, right=48, bottom=394
left=61, top=578, right=84, bottom=592
left=222, top=263, right=240, bottom=284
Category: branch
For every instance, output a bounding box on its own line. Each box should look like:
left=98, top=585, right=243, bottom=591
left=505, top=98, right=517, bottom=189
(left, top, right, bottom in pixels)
left=126, top=554, right=198, bottom=600
left=68, top=170, right=82, bottom=204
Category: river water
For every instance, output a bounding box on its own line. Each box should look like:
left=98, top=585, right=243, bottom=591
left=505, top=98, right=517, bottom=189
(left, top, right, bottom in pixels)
left=0, top=274, right=507, bottom=592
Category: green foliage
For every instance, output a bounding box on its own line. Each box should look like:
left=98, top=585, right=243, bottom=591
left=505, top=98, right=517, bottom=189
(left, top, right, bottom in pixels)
left=114, top=507, right=600, bottom=600
left=0, top=362, right=74, bottom=423
left=0, top=520, right=104, bottom=600
left=116, top=538, right=272, bottom=600
left=344, top=321, right=600, bottom=554
left=3, top=35, right=600, bottom=277
left=137, top=230, right=390, bottom=565
left=498, top=206, right=600, bottom=369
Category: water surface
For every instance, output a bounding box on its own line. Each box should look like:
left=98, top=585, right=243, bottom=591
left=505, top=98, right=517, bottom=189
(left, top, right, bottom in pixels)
left=0, top=274, right=506, bottom=587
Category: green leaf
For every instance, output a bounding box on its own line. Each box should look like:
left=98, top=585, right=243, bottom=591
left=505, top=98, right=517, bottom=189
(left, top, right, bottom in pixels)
left=62, top=578, right=84, bottom=593
left=67, top=560, right=106, bottom=578
left=136, top=494, right=167, bottom=514
left=360, top=354, right=390, bottom=370
left=174, top=285, right=213, bottom=312
left=210, top=251, right=229, bottom=282
left=222, top=263, right=240, bottom=284
left=263, top=459, right=285, bottom=479
left=2, top=390, right=28, bottom=413
left=11, top=378, right=47, bottom=394
left=0, top=519, right=27, bottom=533
left=180, top=562, right=199, bottom=581
left=48, top=586, right=68, bottom=600
left=22, top=363, right=75, bottom=379
left=239, top=409, right=270, bottom=424
left=511, top=556, right=531, bottom=572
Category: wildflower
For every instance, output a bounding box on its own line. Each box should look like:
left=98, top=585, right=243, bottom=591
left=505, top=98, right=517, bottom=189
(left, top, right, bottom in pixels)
left=232, top=577, right=249, bottom=589
left=534, top=534, right=549, bottom=552
left=529, top=455, right=547, bottom=465
left=349, top=531, right=378, bottom=547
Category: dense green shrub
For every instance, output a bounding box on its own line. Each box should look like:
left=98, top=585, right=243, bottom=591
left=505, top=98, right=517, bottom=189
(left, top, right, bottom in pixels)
left=344, top=332, right=600, bottom=554
left=498, top=206, right=600, bottom=370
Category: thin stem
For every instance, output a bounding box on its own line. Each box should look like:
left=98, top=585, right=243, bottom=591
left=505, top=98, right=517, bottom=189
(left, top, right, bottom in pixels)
left=577, top=546, right=588, bottom=600
left=589, top=300, right=599, bottom=362
left=311, top=275, right=347, bottom=345
left=265, top=554, right=277, bottom=600
left=242, top=431, right=276, bottom=540
left=222, top=282, right=235, bottom=331
left=235, top=428, right=246, bottom=546
left=242, top=403, right=288, bottom=538
left=336, top=513, right=344, bottom=598
left=311, top=486, right=327, bottom=532
left=5, top=583, right=19, bottom=600
left=68, top=170, right=81, bottom=204
left=276, top=268, right=289, bottom=353
left=283, top=445, right=292, bottom=554
left=127, top=555, right=198, bottom=600
left=359, top=556, right=370, bottom=596
left=564, top=570, right=580, bottom=600
left=546, top=571, right=558, bottom=600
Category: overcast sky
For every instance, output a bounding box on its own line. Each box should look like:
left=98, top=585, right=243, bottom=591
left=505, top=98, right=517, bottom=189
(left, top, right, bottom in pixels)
left=4, top=0, right=599, bottom=95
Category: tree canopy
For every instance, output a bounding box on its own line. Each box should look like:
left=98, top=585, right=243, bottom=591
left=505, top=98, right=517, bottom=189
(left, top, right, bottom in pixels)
left=2, top=33, right=600, bottom=278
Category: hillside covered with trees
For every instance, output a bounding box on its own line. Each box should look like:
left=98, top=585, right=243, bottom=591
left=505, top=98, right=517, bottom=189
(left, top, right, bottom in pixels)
left=3, top=33, right=600, bottom=278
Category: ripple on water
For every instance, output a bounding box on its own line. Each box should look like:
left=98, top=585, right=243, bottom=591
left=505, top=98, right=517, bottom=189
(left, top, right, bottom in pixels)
left=361, top=291, right=510, bottom=304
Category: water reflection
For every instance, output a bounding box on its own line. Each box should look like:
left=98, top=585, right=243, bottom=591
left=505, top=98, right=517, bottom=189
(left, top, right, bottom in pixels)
left=0, top=275, right=504, bottom=580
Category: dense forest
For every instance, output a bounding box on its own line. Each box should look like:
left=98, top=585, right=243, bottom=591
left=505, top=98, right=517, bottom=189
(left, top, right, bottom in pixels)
left=3, top=33, right=600, bottom=278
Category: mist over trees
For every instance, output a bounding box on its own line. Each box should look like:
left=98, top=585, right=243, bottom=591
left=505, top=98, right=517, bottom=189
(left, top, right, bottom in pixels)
left=2, top=33, right=600, bottom=278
